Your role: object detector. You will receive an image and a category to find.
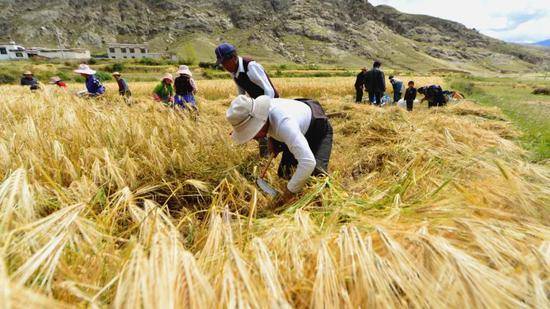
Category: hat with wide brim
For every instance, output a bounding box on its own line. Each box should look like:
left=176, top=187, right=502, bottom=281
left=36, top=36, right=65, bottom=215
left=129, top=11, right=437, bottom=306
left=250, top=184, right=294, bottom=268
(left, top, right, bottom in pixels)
left=162, top=73, right=174, bottom=82
left=177, top=65, right=192, bottom=77
left=23, top=71, right=33, bottom=75
left=49, top=76, right=62, bottom=84
left=226, top=95, right=271, bottom=145
left=112, top=72, right=121, bottom=76
left=74, top=64, right=96, bottom=75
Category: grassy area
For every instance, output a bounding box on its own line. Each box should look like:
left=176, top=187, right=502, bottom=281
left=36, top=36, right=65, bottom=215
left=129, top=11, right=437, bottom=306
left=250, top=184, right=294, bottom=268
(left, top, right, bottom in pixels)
left=449, top=76, right=550, bottom=161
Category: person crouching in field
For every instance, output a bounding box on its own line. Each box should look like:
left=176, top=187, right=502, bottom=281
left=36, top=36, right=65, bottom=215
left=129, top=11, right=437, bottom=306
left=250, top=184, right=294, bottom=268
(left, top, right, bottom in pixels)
left=113, top=72, right=131, bottom=97
left=153, top=73, right=175, bottom=106
left=74, top=64, right=105, bottom=98
left=49, top=76, right=67, bottom=89
left=226, top=95, right=333, bottom=206
left=174, top=65, right=198, bottom=113
left=389, top=76, right=403, bottom=104
left=216, top=42, right=279, bottom=158
left=113, top=72, right=132, bottom=105
left=20, top=71, right=40, bottom=90
left=418, top=85, right=446, bottom=108
left=404, top=81, right=417, bottom=112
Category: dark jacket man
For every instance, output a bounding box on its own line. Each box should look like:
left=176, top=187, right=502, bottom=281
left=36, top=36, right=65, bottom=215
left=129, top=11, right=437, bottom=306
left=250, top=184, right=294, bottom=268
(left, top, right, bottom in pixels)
left=354, top=68, right=368, bottom=103
left=365, top=61, right=385, bottom=105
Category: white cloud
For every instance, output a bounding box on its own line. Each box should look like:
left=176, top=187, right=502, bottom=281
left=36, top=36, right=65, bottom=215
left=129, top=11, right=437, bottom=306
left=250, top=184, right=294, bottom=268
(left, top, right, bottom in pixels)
left=370, top=0, right=550, bottom=43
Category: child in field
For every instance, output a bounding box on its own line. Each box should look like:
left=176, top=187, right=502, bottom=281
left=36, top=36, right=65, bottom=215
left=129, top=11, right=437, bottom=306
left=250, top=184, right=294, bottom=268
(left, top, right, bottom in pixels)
left=74, top=64, right=105, bottom=97
left=153, top=73, right=175, bottom=105
left=404, top=81, right=417, bottom=112
left=174, top=65, right=198, bottom=112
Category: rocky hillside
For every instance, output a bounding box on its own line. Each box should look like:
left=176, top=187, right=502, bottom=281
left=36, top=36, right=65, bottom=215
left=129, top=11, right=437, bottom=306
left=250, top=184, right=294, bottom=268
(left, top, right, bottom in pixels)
left=1, top=0, right=548, bottom=72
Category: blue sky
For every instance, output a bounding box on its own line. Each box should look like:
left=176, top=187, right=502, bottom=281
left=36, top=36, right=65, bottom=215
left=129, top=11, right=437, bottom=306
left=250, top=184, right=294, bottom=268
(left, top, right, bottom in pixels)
left=370, top=0, right=550, bottom=43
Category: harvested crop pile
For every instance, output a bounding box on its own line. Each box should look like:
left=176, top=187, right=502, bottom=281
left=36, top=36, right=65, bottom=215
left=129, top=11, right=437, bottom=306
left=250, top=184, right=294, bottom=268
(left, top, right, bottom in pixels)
left=0, top=83, right=548, bottom=308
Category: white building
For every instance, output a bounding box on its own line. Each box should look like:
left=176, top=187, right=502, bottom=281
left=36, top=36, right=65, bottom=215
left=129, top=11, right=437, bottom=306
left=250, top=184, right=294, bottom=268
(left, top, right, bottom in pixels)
left=107, top=43, right=162, bottom=59
left=0, top=42, right=28, bottom=60
left=26, top=47, right=91, bottom=60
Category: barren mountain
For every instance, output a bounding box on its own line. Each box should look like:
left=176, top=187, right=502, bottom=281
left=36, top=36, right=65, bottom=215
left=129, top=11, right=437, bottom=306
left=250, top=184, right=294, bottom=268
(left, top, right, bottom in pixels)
left=1, top=0, right=548, bottom=72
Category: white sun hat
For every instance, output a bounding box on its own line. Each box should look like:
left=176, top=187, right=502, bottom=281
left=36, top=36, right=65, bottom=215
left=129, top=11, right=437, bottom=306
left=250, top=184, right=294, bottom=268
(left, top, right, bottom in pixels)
left=226, top=95, right=271, bottom=144
left=74, top=64, right=96, bottom=75
left=177, top=65, right=192, bottom=77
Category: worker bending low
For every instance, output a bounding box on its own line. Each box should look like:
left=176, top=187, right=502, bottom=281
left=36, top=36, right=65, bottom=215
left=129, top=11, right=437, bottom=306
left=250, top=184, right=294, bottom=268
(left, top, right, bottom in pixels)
left=74, top=64, right=105, bottom=97
left=418, top=85, right=446, bottom=108
left=226, top=95, right=333, bottom=204
left=20, top=71, right=40, bottom=90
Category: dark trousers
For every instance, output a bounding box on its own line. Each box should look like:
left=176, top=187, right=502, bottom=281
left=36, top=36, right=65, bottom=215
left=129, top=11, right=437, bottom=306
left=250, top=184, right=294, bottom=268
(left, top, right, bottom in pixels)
left=406, top=100, right=414, bottom=111
left=277, top=123, right=333, bottom=179
left=355, top=87, right=364, bottom=103
left=393, top=92, right=402, bottom=103
left=428, top=100, right=445, bottom=108
left=368, top=92, right=383, bottom=105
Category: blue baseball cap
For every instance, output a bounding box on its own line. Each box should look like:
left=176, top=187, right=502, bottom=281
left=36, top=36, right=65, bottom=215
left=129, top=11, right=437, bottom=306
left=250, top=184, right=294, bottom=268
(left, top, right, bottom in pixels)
left=215, top=43, right=236, bottom=64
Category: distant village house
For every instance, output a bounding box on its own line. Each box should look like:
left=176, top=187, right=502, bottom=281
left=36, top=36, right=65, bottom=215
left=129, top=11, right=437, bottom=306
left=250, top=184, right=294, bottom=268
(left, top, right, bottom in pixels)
left=107, top=43, right=162, bottom=59
left=0, top=42, right=28, bottom=60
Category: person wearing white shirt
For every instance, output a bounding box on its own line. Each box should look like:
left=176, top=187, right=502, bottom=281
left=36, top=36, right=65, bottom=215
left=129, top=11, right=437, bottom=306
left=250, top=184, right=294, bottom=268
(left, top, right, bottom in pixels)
left=215, top=43, right=279, bottom=100
left=216, top=43, right=280, bottom=157
left=226, top=95, right=333, bottom=204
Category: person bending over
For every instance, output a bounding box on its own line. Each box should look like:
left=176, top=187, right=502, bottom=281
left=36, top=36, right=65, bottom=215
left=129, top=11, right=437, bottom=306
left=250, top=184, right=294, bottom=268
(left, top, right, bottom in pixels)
left=226, top=95, right=333, bottom=205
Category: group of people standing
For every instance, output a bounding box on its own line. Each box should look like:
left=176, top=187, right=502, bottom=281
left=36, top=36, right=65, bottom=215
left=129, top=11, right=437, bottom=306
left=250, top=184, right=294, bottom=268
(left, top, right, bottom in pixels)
left=354, top=61, right=387, bottom=105
left=354, top=61, right=451, bottom=111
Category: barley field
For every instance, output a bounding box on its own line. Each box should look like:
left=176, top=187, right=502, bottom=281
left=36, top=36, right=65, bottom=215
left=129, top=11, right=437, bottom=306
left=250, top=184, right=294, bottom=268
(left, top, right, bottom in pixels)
left=0, top=77, right=548, bottom=308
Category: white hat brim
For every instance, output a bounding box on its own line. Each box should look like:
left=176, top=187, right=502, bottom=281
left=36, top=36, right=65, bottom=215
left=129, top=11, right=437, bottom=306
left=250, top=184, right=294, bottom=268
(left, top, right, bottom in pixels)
left=178, top=69, right=192, bottom=76
left=74, top=69, right=96, bottom=75
left=230, top=96, right=271, bottom=145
